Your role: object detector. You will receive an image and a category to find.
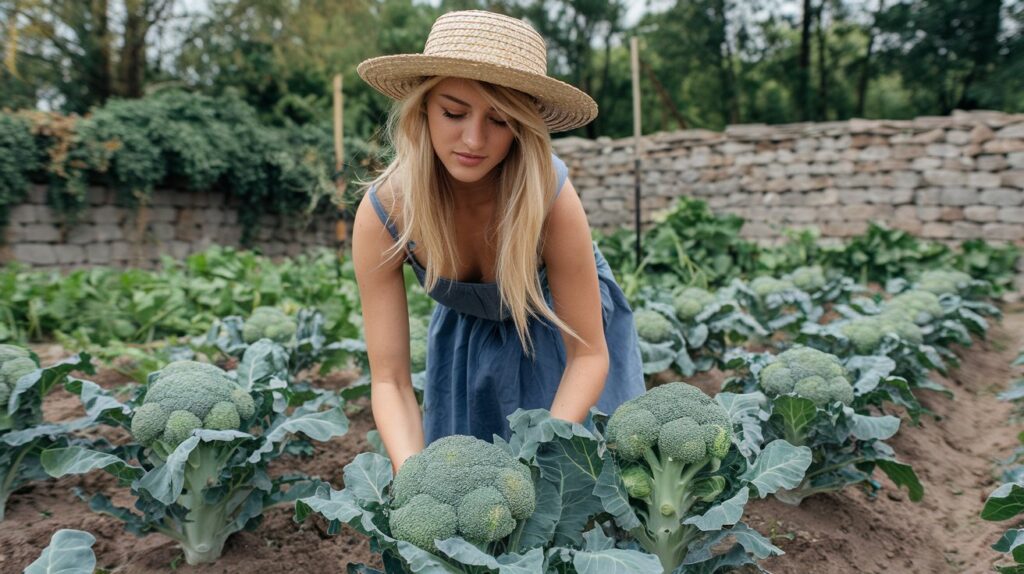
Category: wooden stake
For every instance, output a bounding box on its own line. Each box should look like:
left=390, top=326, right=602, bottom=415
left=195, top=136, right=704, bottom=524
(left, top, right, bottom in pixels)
left=630, top=37, right=643, bottom=270
left=333, top=74, right=348, bottom=244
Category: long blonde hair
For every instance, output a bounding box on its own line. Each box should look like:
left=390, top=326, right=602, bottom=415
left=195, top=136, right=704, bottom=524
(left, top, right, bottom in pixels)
left=369, top=77, right=581, bottom=353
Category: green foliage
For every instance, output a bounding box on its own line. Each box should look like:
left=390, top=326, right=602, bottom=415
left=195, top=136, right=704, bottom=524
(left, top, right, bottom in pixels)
left=0, top=91, right=365, bottom=243
left=672, top=287, right=715, bottom=321
left=634, top=309, right=674, bottom=344
left=0, top=114, right=37, bottom=232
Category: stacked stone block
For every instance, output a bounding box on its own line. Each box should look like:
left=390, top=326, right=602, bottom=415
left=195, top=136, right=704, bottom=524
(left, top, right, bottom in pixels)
left=1, top=187, right=342, bottom=269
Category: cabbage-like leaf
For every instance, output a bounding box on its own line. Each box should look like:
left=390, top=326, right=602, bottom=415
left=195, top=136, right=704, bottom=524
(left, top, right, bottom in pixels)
left=24, top=529, right=96, bottom=574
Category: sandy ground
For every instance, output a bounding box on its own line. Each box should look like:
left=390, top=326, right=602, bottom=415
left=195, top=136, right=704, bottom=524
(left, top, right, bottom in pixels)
left=2, top=312, right=1023, bottom=573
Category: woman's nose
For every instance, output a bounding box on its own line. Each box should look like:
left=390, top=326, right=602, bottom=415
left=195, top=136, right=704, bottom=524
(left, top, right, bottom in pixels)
left=462, top=117, right=487, bottom=150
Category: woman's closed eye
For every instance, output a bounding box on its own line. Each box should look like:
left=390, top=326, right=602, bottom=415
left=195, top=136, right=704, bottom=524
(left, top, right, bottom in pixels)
left=442, top=109, right=508, bottom=126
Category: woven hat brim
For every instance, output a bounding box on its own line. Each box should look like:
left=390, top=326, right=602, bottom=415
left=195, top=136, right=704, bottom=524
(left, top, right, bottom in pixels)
left=358, top=55, right=598, bottom=133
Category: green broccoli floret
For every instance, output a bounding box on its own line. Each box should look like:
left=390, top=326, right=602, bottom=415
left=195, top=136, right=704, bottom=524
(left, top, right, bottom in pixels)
left=131, top=360, right=254, bottom=453
left=757, top=347, right=853, bottom=408
left=672, top=287, right=715, bottom=321
left=635, top=309, right=674, bottom=343
left=886, top=290, right=943, bottom=325
left=750, top=276, right=795, bottom=298
left=604, top=383, right=735, bottom=574
left=917, top=269, right=973, bottom=296
left=388, top=435, right=536, bottom=551
left=242, top=307, right=297, bottom=344
left=0, top=344, right=31, bottom=363
left=789, top=265, right=827, bottom=293
left=409, top=317, right=428, bottom=372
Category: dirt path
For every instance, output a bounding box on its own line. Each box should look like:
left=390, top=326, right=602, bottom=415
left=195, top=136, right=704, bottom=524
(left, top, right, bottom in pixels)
left=3, top=314, right=1023, bottom=572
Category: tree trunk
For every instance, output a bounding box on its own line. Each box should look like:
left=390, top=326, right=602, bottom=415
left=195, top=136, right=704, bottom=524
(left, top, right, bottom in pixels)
left=816, top=1, right=827, bottom=121
left=797, top=0, right=813, bottom=121
left=119, top=0, right=148, bottom=98
left=856, top=0, right=884, bottom=117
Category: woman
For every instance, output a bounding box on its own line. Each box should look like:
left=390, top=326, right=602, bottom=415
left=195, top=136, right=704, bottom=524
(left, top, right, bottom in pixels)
left=352, top=10, right=645, bottom=471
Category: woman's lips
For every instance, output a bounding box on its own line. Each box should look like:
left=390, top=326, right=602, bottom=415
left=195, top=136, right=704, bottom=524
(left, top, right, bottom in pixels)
left=454, top=152, right=485, bottom=167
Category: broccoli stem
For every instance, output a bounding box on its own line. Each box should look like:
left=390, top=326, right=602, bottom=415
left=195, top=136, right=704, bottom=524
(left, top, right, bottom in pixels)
left=177, top=445, right=235, bottom=565
left=632, top=447, right=711, bottom=573
left=0, top=442, right=33, bottom=521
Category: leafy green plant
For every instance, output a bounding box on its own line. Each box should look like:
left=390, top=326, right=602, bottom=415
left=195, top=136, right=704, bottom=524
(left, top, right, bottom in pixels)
left=982, top=481, right=1024, bottom=573
left=595, top=382, right=812, bottom=573
left=41, top=353, right=349, bottom=565
left=0, top=347, right=121, bottom=521
left=748, top=347, right=922, bottom=505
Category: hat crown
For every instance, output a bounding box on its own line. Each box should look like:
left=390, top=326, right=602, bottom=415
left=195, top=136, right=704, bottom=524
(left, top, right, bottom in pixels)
left=423, top=10, right=548, bottom=76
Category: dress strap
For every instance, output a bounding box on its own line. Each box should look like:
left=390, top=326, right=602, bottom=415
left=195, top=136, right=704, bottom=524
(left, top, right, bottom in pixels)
left=552, top=153, right=569, bottom=198
left=368, top=186, right=402, bottom=243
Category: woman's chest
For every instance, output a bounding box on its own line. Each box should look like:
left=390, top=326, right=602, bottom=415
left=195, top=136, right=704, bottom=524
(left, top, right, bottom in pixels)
left=410, top=206, right=500, bottom=284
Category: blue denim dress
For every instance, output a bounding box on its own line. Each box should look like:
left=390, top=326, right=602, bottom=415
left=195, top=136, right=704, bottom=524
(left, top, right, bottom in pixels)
left=367, top=154, right=645, bottom=444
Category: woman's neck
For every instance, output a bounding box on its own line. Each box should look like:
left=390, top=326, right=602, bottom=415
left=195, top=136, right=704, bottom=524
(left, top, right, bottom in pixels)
left=447, top=167, right=500, bottom=209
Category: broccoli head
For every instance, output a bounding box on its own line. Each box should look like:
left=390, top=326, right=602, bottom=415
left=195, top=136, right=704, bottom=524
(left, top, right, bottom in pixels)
left=242, top=307, right=297, bottom=344
left=886, top=290, right=943, bottom=325
left=917, top=269, right=973, bottom=296
left=789, top=265, right=827, bottom=293
left=758, top=347, right=853, bottom=407
left=635, top=309, right=674, bottom=343
left=750, top=276, right=796, bottom=298
left=388, top=435, right=536, bottom=552
left=606, top=382, right=732, bottom=464
left=841, top=311, right=923, bottom=354
left=130, top=360, right=255, bottom=451
left=672, top=287, right=716, bottom=320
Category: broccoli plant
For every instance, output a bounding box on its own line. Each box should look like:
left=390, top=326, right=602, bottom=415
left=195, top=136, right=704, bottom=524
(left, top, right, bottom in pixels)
left=786, top=265, right=862, bottom=304
left=297, top=426, right=660, bottom=573
left=724, top=276, right=821, bottom=334
left=799, top=306, right=951, bottom=410
left=750, top=348, right=922, bottom=505
left=1, top=346, right=123, bottom=521
left=981, top=481, right=1024, bottom=572
left=635, top=290, right=764, bottom=378
left=42, top=353, right=349, bottom=565
left=195, top=307, right=364, bottom=377
left=596, top=382, right=812, bottom=573
left=916, top=268, right=993, bottom=300
left=25, top=529, right=97, bottom=574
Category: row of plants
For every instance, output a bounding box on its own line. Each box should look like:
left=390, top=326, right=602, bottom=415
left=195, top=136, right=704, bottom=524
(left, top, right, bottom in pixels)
left=599, top=197, right=1021, bottom=301
left=0, top=253, right=1010, bottom=573
left=983, top=349, right=1024, bottom=572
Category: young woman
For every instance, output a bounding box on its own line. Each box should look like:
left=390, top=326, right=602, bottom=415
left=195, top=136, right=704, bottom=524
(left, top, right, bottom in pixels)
left=352, top=10, right=645, bottom=471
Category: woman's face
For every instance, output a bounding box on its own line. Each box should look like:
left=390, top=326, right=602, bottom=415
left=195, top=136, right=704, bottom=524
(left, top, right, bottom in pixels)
left=426, top=78, right=516, bottom=185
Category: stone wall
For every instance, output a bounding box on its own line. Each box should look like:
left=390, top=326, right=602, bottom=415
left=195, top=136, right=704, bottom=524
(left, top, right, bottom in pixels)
left=3, top=110, right=1023, bottom=285
left=553, top=110, right=1024, bottom=246
left=0, top=186, right=342, bottom=269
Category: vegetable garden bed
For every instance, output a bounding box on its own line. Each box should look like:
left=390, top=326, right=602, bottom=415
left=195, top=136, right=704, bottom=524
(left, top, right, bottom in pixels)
left=0, top=311, right=1020, bottom=573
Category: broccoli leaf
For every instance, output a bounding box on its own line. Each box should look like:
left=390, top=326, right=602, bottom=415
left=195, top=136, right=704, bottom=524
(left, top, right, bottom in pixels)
left=24, top=529, right=96, bottom=574
left=41, top=447, right=144, bottom=483
left=434, top=539, right=544, bottom=574
left=739, top=439, right=812, bottom=497
left=682, top=487, right=748, bottom=531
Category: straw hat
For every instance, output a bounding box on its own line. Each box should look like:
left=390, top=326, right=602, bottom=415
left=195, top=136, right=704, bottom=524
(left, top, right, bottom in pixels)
left=357, top=10, right=598, bottom=133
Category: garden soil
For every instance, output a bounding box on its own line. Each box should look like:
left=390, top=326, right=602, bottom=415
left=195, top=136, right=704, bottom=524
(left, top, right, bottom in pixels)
left=3, top=311, right=1024, bottom=573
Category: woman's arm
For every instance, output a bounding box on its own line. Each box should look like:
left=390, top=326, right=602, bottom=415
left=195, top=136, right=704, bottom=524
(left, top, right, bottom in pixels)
left=541, top=177, right=610, bottom=423
left=352, top=186, right=425, bottom=472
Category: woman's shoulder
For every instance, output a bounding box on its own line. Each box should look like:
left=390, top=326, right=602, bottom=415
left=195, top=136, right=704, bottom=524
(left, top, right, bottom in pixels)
left=368, top=173, right=404, bottom=215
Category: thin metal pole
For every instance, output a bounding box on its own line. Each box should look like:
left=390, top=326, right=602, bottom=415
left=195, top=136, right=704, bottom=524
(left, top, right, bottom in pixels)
left=630, top=37, right=642, bottom=271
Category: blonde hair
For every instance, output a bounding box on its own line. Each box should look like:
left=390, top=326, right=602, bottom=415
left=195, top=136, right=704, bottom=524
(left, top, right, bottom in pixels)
left=369, top=77, right=580, bottom=353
